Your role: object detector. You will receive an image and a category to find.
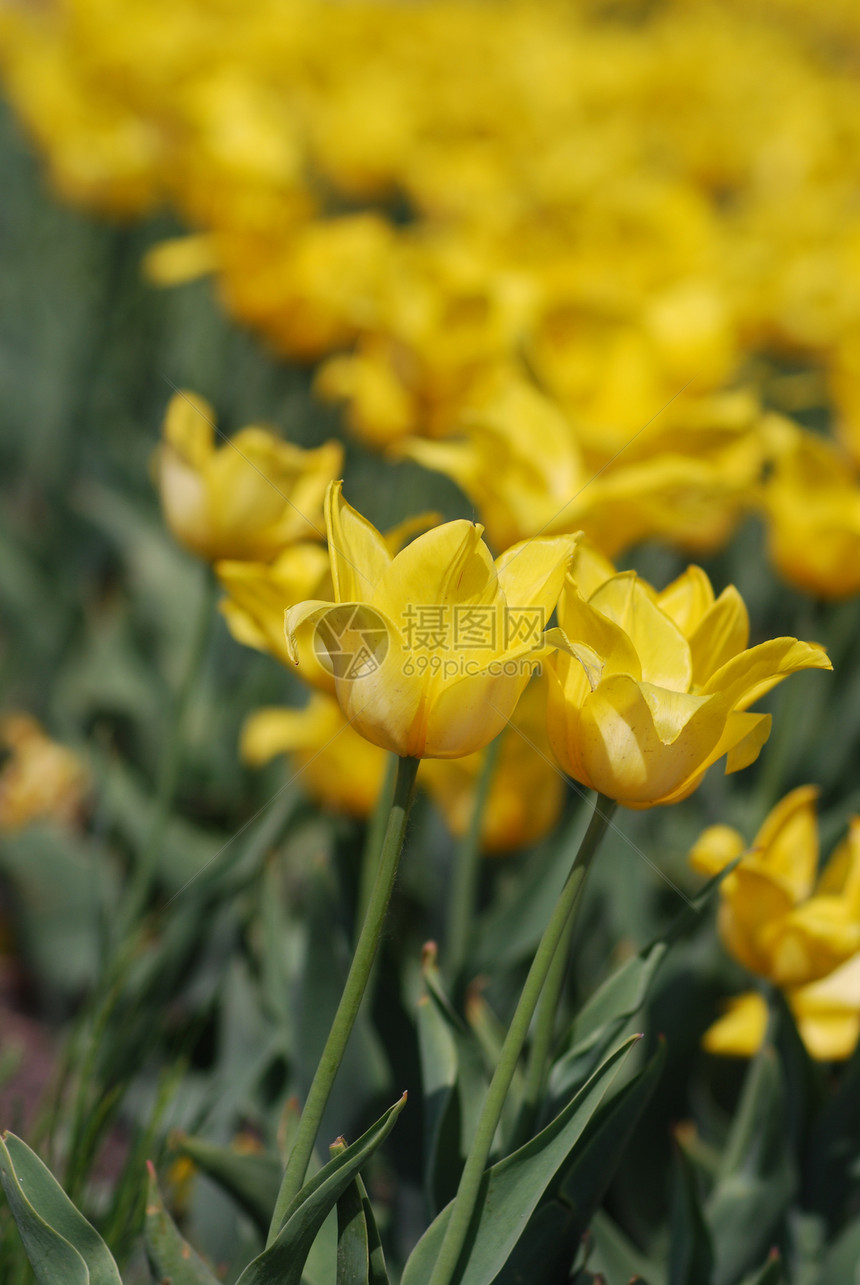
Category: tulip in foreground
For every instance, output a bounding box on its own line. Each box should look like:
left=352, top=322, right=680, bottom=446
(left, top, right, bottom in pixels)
left=285, top=483, right=578, bottom=758
left=691, top=787, right=860, bottom=1059
left=546, top=558, right=832, bottom=807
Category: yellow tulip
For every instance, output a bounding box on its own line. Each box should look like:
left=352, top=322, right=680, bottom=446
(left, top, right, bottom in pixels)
left=703, top=957, right=860, bottom=1062
left=0, top=714, right=89, bottom=833
left=156, top=390, right=342, bottom=562
left=422, top=675, right=565, bottom=854
left=241, top=693, right=389, bottom=818
left=761, top=416, right=860, bottom=600
left=285, top=483, right=578, bottom=759
left=691, top=792, right=860, bottom=1059
left=546, top=561, right=832, bottom=807
left=217, top=542, right=334, bottom=681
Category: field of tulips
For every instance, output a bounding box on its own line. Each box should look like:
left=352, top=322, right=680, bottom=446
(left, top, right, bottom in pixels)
left=2, top=1, right=860, bottom=1282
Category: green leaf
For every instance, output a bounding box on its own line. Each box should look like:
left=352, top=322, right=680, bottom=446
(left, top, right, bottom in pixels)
left=588, top=1209, right=661, bottom=1283
left=806, top=1029, right=860, bottom=1223
left=0, top=1133, right=122, bottom=1285
left=236, top=1094, right=406, bottom=1285
left=706, top=1044, right=795, bottom=1285
left=174, top=1134, right=281, bottom=1236
left=497, top=1042, right=665, bottom=1284
left=332, top=1142, right=389, bottom=1285
left=549, top=941, right=667, bottom=1109
left=401, top=1037, right=638, bottom=1285
left=822, top=1213, right=860, bottom=1283
left=334, top=1143, right=370, bottom=1285
left=669, top=1143, right=714, bottom=1285
left=417, top=948, right=491, bottom=1212
left=143, top=1162, right=221, bottom=1284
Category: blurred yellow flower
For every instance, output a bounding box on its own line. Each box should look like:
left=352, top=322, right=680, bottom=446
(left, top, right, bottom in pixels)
left=242, top=693, right=389, bottom=818
left=285, top=483, right=577, bottom=759
left=0, top=715, right=89, bottom=833
left=761, top=417, right=860, bottom=600
left=422, top=675, right=565, bottom=854
left=691, top=788, right=860, bottom=1059
left=156, top=390, right=342, bottom=562
left=546, top=563, right=832, bottom=808
left=243, top=678, right=564, bottom=853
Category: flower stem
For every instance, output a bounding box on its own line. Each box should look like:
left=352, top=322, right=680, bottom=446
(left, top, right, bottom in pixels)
left=446, top=734, right=501, bottom=987
left=426, top=793, right=616, bottom=1285
left=357, top=751, right=398, bottom=940
left=121, top=567, right=215, bottom=933
left=267, top=753, right=420, bottom=1245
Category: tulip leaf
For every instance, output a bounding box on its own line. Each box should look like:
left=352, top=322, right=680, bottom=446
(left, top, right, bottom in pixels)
left=174, top=1133, right=281, bottom=1237
left=236, top=1093, right=406, bottom=1285
left=588, top=1210, right=661, bottom=1283
left=496, top=1041, right=664, bottom=1283
left=706, top=1044, right=795, bottom=1285
left=805, top=1029, right=860, bottom=1223
left=417, top=951, right=491, bottom=1212
left=144, top=1162, right=222, bottom=1284
left=548, top=941, right=666, bottom=1109
left=335, top=1160, right=370, bottom=1285
left=0, top=1132, right=122, bottom=1285
left=822, top=1213, right=860, bottom=1282
left=335, top=1166, right=390, bottom=1285
left=668, top=1143, right=714, bottom=1285
left=401, top=1037, right=637, bottom=1285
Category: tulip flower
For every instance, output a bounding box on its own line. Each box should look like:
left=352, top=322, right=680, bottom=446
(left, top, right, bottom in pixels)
left=285, top=483, right=578, bottom=759
left=422, top=674, right=565, bottom=853
left=0, top=714, right=89, bottom=833
left=156, top=390, right=343, bottom=562
left=546, top=562, right=832, bottom=808
left=690, top=788, right=860, bottom=1059
left=241, top=693, right=390, bottom=818
left=761, top=416, right=860, bottom=600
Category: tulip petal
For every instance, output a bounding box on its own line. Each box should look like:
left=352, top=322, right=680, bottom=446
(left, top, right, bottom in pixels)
left=163, top=390, right=215, bottom=467
left=325, top=480, right=391, bottom=601
left=494, top=534, right=578, bottom=622
left=372, top=519, right=499, bottom=633
left=703, top=993, right=767, bottom=1057
left=283, top=599, right=345, bottom=694
left=702, top=637, right=832, bottom=710
left=557, top=580, right=641, bottom=679
left=656, top=565, right=715, bottom=635
left=578, top=674, right=728, bottom=805
left=589, top=573, right=692, bottom=691
left=423, top=653, right=540, bottom=758
left=241, top=698, right=340, bottom=766
left=750, top=785, right=819, bottom=901
left=545, top=653, right=591, bottom=787
left=689, top=824, right=745, bottom=877
left=688, top=585, right=750, bottom=685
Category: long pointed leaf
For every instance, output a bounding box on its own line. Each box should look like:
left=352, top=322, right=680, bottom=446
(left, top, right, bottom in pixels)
left=0, top=1133, right=122, bottom=1285
left=402, top=1038, right=638, bottom=1285
left=143, top=1163, right=221, bottom=1284
left=236, top=1094, right=406, bottom=1285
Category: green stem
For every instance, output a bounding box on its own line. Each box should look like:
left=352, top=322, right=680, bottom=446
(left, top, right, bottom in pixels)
left=512, top=881, right=578, bottom=1147
left=426, top=793, right=617, bottom=1285
left=267, top=754, right=420, bottom=1244
left=121, top=567, right=215, bottom=932
left=446, top=735, right=501, bottom=987
left=356, top=752, right=398, bottom=941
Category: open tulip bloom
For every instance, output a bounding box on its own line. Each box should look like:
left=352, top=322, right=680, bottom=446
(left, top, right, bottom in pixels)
left=285, top=482, right=579, bottom=759
left=546, top=559, right=832, bottom=808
